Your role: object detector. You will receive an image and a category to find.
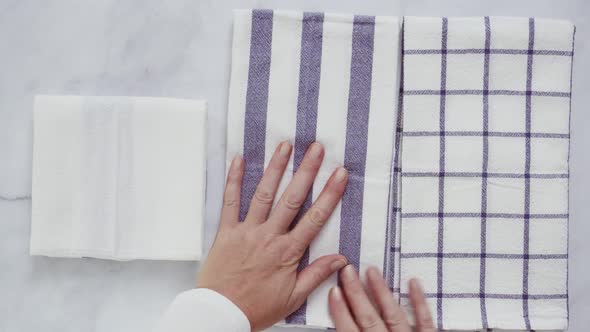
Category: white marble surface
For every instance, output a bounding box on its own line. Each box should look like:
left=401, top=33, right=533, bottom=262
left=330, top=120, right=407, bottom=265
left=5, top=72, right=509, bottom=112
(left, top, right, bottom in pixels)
left=0, top=0, right=588, bottom=331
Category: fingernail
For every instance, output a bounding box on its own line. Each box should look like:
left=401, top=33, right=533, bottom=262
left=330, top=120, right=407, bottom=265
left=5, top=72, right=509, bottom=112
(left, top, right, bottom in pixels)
left=366, top=266, right=381, bottom=280
left=341, top=264, right=357, bottom=282
left=309, top=142, right=323, bottom=159
left=330, top=258, right=348, bottom=272
left=410, top=278, right=423, bottom=292
left=331, top=286, right=343, bottom=300
left=334, top=167, right=348, bottom=182
left=279, top=141, right=292, bottom=158
left=232, top=155, right=243, bottom=170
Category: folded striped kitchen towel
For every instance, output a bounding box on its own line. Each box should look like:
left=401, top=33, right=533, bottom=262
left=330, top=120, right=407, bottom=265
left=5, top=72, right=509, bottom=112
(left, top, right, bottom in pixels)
left=226, top=9, right=401, bottom=328
left=394, top=16, right=574, bottom=330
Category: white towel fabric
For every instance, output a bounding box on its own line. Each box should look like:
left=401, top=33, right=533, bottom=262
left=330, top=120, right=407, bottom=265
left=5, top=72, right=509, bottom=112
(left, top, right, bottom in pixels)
left=395, top=17, right=574, bottom=330
left=226, top=10, right=400, bottom=328
left=31, top=96, right=207, bottom=261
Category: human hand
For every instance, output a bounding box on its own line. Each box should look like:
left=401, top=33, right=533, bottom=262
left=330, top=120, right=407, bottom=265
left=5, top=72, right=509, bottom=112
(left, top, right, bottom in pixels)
left=197, top=141, right=349, bottom=331
left=329, top=265, right=435, bottom=332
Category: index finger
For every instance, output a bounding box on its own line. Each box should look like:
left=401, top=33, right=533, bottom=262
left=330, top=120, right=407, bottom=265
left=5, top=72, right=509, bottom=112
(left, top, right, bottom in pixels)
left=220, top=155, right=244, bottom=229
left=339, top=265, right=387, bottom=330
left=366, top=267, right=411, bottom=332
left=288, top=166, right=348, bottom=249
left=409, top=278, right=436, bottom=332
left=329, top=286, right=360, bottom=332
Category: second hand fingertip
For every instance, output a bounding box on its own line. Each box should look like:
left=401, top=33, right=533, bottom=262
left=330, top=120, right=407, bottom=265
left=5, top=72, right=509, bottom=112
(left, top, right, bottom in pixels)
left=341, top=264, right=357, bottom=282
left=366, top=266, right=381, bottom=280
left=334, top=167, right=348, bottom=182
left=409, top=278, right=423, bottom=293
left=232, top=155, right=243, bottom=169
left=330, top=286, right=343, bottom=300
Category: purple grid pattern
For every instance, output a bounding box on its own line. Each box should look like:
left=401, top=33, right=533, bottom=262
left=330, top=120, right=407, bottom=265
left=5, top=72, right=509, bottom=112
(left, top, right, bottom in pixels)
left=396, top=16, right=574, bottom=330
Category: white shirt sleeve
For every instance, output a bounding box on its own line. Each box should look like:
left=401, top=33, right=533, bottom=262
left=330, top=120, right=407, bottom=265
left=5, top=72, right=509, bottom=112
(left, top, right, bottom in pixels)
left=155, top=288, right=251, bottom=332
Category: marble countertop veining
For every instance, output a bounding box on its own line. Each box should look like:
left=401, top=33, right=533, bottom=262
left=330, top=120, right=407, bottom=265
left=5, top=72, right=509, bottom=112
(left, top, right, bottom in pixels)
left=1, top=0, right=588, bottom=331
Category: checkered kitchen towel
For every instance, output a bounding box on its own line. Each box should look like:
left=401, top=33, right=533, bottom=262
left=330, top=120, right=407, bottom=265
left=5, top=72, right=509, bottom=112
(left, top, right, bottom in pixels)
left=394, top=17, right=575, bottom=330
left=226, top=10, right=401, bottom=328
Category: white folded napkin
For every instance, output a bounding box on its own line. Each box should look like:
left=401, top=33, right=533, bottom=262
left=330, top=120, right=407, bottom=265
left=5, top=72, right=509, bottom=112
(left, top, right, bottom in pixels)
left=227, top=10, right=401, bottom=328
left=30, top=96, right=207, bottom=261
left=397, top=16, right=574, bottom=330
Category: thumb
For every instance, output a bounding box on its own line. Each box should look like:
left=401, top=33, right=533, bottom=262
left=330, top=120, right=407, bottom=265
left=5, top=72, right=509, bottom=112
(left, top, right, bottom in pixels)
left=288, top=254, right=348, bottom=311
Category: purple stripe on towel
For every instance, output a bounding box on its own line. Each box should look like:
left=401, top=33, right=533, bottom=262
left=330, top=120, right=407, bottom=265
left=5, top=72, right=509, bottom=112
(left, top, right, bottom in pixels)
left=286, top=11, right=324, bottom=325
left=339, top=15, right=375, bottom=270
left=566, top=25, right=576, bottom=323
left=402, top=171, right=568, bottom=179
left=404, top=89, right=570, bottom=97
left=240, top=9, right=274, bottom=222
left=404, top=48, right=572, bottom=56
left=479, top=16, right=491, bottom=328
left=435, top=17, right=449, bottom=329
left=401, top=212, right=568, bottom=219
left=386, top=19, right=405, bottom=292
left=402, top=131, right=570, bottom=139
left=522, top=17, right=535, bottom=330
left=400, top=293, right=568, bottom=300
left=401, top=252, right=568, bottom=259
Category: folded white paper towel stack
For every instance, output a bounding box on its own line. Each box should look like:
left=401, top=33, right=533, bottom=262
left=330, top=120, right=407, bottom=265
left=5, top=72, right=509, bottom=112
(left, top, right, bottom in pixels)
left=30, top=96, right=207, bottom=261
